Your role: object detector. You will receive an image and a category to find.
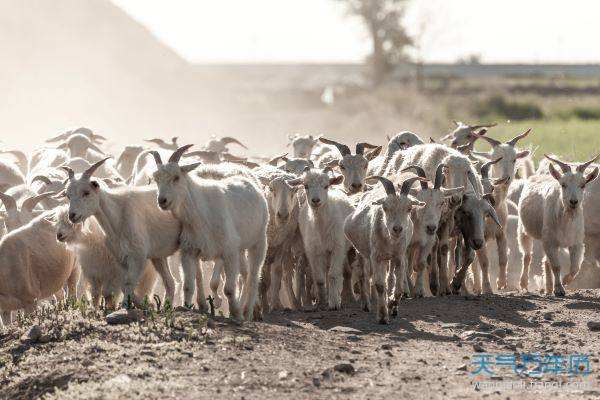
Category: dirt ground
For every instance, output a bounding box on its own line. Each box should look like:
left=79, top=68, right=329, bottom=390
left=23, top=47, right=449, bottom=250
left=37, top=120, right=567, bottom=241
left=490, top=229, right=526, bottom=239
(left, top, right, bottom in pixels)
left=1, top=290, right=600, bottom=400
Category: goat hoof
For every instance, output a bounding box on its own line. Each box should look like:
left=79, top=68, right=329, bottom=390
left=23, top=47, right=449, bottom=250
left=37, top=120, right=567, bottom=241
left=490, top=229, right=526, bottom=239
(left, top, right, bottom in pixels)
left=554, top=288, right=566, bottom=297
left=378, top=317, right=390, bottom=325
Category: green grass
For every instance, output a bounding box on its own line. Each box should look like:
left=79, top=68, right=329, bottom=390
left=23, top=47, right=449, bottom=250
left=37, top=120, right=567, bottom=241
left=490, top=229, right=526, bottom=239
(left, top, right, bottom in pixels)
left=473, top=119, right=600, bottom=162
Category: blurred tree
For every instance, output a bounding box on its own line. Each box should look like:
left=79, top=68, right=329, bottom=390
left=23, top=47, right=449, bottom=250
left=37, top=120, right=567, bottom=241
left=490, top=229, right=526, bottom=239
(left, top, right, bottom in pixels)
left=336, top=0, right=413, bottom=85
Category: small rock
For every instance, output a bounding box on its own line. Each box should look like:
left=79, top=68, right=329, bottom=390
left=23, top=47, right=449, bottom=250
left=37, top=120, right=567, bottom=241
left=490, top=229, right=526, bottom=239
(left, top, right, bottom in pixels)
left=543, top=312, right=554, bottom=321
left=329, top=326, right=361, bottom=334
left=312, top=377, right=321, bottom=387
left=333, top=363, right=355, bottom=375
left=473, top=343, right=485, bottom=353
left=380, top=344, right=392, bottom=350
left=278, top=370, right=289, bottom=380
left=457, top=364, right=468, bottom=371
left=347, top=335, right=362, bottom=342
left=23, top=325, right=43, bottom=342
left=206, top=319, right=216, bottom=329
left=588, top=321, right=600, bottom=331
left=106, top=309, right=143, bottom=325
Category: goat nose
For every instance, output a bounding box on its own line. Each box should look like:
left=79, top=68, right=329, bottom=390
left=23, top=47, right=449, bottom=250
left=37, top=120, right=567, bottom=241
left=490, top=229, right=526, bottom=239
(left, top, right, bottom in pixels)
left=570, top=199, right=579, bottom=206
left=426, top=225, right=437, bottom=235
left=158, top=197, right=167, bottom=205
left=56, top=233, right=64, bottom=241
left=69, top=212, right=77, bottom=222
left=276, top=211, right=288, bottom=220
left=392, top=226, right=402, bottom=234
left=311, top=198, right=321, bottom=205
left=351, top=183, right=362, bottom=191
left=472, top=239, right=484, bottom=250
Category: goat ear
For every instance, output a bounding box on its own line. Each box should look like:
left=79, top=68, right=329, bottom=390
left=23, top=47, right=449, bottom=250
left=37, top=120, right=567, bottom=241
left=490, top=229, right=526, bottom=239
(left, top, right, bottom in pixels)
left=548, top=163, right=562, bottom=181
left=366, top=146, right=382, bottom=161
left=329, top=175, right=343, bottom=186
left=585, top=167, right=599, bottom=186
left=181, top=162, right=202, bottom=173
left=287, top=178, right=303, bottom=186
left=516, top=150, right=530, bottom=159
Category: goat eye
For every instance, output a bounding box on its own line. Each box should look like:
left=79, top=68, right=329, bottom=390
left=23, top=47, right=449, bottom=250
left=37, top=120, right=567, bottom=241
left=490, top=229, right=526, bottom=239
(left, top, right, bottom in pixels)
left=83, top=191, right=90, bottom=197
left=561, top=184, right=567, bottom=188
left=339, top=165, right=346, bottom=171
left=173, top=176, right=180, bottom=183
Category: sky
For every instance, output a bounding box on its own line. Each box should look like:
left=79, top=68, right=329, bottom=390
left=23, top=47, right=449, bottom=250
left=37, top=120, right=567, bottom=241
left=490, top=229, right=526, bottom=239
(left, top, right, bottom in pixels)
left=112, top=0, right=600, bottom=64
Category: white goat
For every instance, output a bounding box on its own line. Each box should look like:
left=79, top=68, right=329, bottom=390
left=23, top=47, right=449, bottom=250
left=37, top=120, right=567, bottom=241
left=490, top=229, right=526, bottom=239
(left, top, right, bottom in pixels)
left=150, top=145, right=268, bottom=321
left=0, top=213, right=77, bottom=327
left=53, top=206, right=157, bottom=308
left=344, top=176, right=425, bottom=323
left=62, top=159, right=179, bottom=306
left=518, top=154, right=599, bottom=296
left=288, top=166, right=354, bottom=310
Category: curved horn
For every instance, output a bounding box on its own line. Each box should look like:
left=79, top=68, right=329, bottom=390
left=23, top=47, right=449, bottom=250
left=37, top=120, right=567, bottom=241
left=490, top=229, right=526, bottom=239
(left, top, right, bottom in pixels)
left=220, top=137, right=248, bottom=149
left=22, top=192, right=55, bottom=213
left=1, top=150, right=28, bottom=169
left=61, top=166, right=75, bottom=181
left=91, top=133, right=107, bottom=142
left=169, top=144, right=194, bottom=163
left=31, top=175, right=53, bottom=186
left=365, top=175, right=396, bottom=196
left=221, top=153, right=248, bottom=163
left=470, top=122, right=497, bottom=130
left=355, top=142, right=378, bottom=155
left=486, top=201, right=502, bottom=228
left=400, top=176, right=428, bottom=196
left=507, top=128, right=531, bottom=147
left=46, top=131, right=71, bottom=143
left=467, top=170, right=482, bottom=197
left=434, top=164, right=446, bottom=190
left=480, top=157, right=503, bottom=179
left=319, top=137, right=351, bottom=156
left=401, top=165, right=428, bottom=189
left=0, top=192, right=17, bottom=212
left=87, top=142, right=106, bottom=155
left=147, top=151, right=163, bottom=166
left=429, top=137, right=437, bottom=144
left=82, top=157, right=111, bottom=180
left=544, top=154, right=571, bottom=173
left=577, top=154, right=600, bottom=173
left=479, top=135, right=502, bottom=147
left=268, top=153, right=289, bottom=166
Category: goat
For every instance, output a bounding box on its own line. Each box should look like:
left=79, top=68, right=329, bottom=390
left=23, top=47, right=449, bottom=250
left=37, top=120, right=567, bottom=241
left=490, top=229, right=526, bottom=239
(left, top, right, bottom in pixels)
left=518, top=154, right=599, bottom=296
left=318, top=138, right=381, bottom=194
left=62, top=159, right=179, bottom=307
left=344, top=176, right=425, bottom=323
left=288, top=166, right=354, bottom=310
left=150, top=145, right=268, bottom=321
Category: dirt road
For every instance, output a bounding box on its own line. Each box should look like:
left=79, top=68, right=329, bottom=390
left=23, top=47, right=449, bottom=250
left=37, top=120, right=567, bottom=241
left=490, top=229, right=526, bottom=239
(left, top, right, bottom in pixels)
left=2, top=290, right=600, bottom=399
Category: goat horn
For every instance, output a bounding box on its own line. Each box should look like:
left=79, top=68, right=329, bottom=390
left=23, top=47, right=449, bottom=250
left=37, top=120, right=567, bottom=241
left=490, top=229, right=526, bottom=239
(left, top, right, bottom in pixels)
left=82, top=157, right=111, bottom=180
left=481, top=157, right=503, bottom=179
left=467, top=170, right=482, bottom=197
left=365, top=175, right=396, bottom=196
left=31, top=175, right=53, bottom=186
left=355, top=142, right=378, bottom=155
left=479, top=135, right=502, bottom=147
left=577, top=154, right=600, bottom=172
left=45, top=131, right=70, bottom=143
left=507, top=128, right=532, bottom=147
left=0, top=192, right=17, bottom=212
left=470, top=122, right=497, bottom=130
left=221, top=153, right=247, bottom=162
left=401, top=165, right=428, bottom=189
left=220, top=137, right=248, bottom=149
left=169, top=144, right=194, bottom=163
left=22, top=192, right=55, bottom=213
left=61, top=166, right=76, bottom=181
left=544, top=154, right=571, bottom=174
left=147, top=151, right=163, bottom=166
left=88, top=142, right=106, bottom=155
left=434, top=164, right=446, bottom=190
left=400, top=176, right=428, bottom=196
left=319, top=137, right=351, bottom=156
left=268, top=153, right=288, bottom=166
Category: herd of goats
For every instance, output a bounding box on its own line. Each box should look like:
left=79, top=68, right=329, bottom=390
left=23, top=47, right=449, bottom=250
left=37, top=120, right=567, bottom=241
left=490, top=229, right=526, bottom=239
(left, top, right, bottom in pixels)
left=0, top=122, right=598, bottom=326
